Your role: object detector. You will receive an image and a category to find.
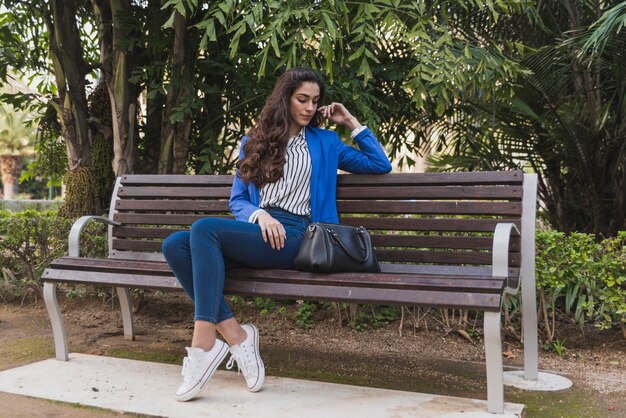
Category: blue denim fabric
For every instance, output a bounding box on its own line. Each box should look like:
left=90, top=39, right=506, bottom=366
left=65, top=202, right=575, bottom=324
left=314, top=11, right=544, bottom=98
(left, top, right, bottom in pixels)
left=162, top=208, right=310, bottom=323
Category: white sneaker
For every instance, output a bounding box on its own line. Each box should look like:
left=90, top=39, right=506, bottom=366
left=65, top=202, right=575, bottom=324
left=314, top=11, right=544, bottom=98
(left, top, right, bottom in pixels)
left=226, top=324, right=265, bottom=392
left=175, top=340, right=229, bottom=401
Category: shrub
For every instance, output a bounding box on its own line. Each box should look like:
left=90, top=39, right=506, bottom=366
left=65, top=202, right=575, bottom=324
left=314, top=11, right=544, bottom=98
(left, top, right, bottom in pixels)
left=535, top=230, right=626, bottom=341
left=0, top=209, right=108, bottom=302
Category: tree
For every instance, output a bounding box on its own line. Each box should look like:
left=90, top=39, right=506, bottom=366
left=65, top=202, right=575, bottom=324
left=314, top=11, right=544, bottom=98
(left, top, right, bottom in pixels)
left=165, top=0, right=528, bottom=165
left=424, top=1, right=626, bottom=237
left=0, top=0, right=529, bottom=215
left=0, top=103, right=36, bottom=199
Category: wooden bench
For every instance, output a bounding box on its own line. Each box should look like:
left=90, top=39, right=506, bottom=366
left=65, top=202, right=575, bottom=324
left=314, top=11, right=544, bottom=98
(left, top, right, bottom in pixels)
left=42, top=171, right=539, bottom=414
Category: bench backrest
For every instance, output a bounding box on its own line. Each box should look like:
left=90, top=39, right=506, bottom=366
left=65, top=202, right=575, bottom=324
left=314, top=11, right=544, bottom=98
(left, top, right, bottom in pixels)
left=109, top=171, right=536, bottom=280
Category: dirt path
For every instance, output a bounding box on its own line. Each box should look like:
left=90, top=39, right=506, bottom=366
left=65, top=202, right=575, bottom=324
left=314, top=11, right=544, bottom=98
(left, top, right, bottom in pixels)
left=1, top=293, right=625, bottom=417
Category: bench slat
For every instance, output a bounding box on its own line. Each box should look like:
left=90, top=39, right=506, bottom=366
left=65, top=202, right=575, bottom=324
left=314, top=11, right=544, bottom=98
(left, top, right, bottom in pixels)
left=113, top=213, right=233, bottom=225
left=376, top=249, right=520, bottom=266
left=381, top=263, right=519, bottom=277
left=337, top=186, right=522, bottom=200
left=49, top=257, right=172, bottom=274
left=225, top=280, right=503, bottom=311
left=112, top=227, right=187, bottom=239
left=226, top=268, right=505, bottom=292
left=337, top=171, right=523, bottom=186
left=114, top=199, right=522, bottom=217
left=118, top=186, right=521, bottom=200
left=107, top=238, right=522, bottom=266
left=112, top=240, right=164, bottom=252
left=337, top=201, right=522, bottom=216
left=116, top=200, right=231, bottom=212
left=112, top=213, right=520, bottom=232
left=340, top=217, right=521, bottom=232
left=121, top=174, right=234, bottom=186
left=118, top=186, right=232, bottom=198
left=108, top=232, right=521, bottom=251
left=42, top=269, right=181, bottom=289
left=113, top=235, right=519, bottom=251
left=110, top=251, right=165, bottom=262
left=372, top=235, right=521, bottom=251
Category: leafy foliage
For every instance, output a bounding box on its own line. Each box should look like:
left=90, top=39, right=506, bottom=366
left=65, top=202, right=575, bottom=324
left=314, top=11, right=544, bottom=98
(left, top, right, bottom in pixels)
left=0, top=210, right=69, bottom=302
left=0, top=102, right=36, bottom=156
left=0, top=209, right=107, bottom=302
left=20, top=103, right=66, bottom=188
left=1, top=1, right=532, bottom=177
left=1, top=1, right=623, bottom=236
left=426, top=1, right=626, bottom=236
left=534, top=230, right=626, bottom=341
left=167, top=0, right=530, bottom=168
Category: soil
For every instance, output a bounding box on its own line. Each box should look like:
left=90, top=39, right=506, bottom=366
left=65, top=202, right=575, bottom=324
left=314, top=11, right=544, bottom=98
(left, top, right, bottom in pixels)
left=1, top=291, right=625, bottom=417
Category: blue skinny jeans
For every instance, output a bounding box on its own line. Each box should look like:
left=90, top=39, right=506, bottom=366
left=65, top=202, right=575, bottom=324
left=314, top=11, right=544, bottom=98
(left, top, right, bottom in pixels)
left=161, top=208, right=310, bottom=323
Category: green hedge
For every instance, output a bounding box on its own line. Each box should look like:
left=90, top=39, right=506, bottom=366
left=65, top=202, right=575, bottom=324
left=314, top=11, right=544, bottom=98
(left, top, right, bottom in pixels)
left=535, top=230, right=626, bottom=340
left=0, top=210, right=107, bottom=302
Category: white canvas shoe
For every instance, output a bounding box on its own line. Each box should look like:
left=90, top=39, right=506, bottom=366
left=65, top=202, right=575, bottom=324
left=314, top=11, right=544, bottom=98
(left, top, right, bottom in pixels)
left=226, top=324, right=265, bottom=392
left=175, top=340, right=229, bottom=401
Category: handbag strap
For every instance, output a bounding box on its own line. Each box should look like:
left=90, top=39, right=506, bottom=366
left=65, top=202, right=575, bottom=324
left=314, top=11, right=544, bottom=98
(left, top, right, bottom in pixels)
left=327, top=227, right=371, bottom=264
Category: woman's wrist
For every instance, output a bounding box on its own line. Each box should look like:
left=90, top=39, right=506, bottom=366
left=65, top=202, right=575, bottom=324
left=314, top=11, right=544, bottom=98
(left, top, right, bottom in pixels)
left=345, top=116, right=361, bottom=131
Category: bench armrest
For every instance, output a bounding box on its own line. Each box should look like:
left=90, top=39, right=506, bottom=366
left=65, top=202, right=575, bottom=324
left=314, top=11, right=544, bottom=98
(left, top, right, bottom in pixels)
left=492, top=222, right=521, bottom=295
left=68, top=215, right=122, bottom=257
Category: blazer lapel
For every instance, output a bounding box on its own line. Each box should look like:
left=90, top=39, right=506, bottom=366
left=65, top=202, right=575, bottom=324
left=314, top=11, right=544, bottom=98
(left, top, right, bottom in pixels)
left=305, top=126, right=321, bottom=217
left=305, top=126, right=321, bottom=175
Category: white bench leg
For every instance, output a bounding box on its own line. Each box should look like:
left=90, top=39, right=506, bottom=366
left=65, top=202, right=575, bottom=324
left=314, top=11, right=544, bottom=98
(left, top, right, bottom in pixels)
left=484, top=311, right=504, bottom=414
left=521, top=275, right=539, bottom=380
left=117, top=287, right=135, bottom=340
left=43, top=282, right=69, bottom=361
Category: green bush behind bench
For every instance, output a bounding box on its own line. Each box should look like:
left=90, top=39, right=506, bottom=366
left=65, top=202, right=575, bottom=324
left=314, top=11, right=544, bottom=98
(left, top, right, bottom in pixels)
left=1, top=209, right=624, bottom=340
left=533, top=230, right=626, bottom=341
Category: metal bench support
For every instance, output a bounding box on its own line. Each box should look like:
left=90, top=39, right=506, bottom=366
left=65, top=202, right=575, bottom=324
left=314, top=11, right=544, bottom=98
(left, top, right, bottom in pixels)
left=521, top=174, right=539, bottom=380
left=484, top=311, right=504, bottom=414
left=117, top=287, right=135, bottom=340
left=43, top=282, right=69, bottom=361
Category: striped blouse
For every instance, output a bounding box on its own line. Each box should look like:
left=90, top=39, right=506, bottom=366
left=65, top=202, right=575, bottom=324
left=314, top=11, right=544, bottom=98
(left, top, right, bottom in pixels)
left=259, top=127, right=312, bottom=217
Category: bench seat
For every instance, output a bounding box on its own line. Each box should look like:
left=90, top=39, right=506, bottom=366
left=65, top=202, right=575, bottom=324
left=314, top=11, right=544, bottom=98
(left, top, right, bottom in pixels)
left=44, top=257, right=507, bottom=311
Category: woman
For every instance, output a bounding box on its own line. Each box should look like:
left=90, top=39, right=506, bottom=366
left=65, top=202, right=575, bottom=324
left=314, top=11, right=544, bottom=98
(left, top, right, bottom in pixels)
left=162, top=67, right=391, bottom=402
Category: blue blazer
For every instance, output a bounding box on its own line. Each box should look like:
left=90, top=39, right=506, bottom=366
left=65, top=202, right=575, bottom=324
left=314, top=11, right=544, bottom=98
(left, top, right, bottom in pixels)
left=229, top=126, right=392, bottom=224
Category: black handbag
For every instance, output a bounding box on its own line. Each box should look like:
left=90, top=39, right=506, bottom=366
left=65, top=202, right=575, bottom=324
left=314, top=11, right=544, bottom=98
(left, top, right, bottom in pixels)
left=294, top=222, right=380, bottom=273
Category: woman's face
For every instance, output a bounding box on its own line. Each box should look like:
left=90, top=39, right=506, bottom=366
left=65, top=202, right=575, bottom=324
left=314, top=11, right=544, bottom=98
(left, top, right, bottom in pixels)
left=289, top=82, right=320, bottom=135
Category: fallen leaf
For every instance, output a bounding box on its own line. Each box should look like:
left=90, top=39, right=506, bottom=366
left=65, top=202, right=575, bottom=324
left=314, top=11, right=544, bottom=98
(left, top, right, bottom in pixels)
left=503, top=350, right=516, bottom=359
left=456, top=329, right=474, bottom=344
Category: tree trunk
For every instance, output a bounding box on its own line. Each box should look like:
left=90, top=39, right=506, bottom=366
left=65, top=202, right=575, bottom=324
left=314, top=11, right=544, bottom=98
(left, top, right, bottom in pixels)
left=46, top=0, right=96, bottom=217
left=159, top=10, right=193, bottom=174
left=106, top=0, right=138, bottom=177
left=0, top=156, right=22, bottom=200
left=48, top=0, right=92, bottom=171
left=143, top=88, right=166, bottom=173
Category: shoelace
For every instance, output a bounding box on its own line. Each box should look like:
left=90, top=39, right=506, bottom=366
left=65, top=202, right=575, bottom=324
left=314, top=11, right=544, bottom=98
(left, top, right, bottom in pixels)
left=226, top=350, right=255, bottom=378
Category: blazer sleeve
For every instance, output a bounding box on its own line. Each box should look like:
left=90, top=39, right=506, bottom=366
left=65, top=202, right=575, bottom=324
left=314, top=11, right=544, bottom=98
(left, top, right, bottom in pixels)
left=336, top=127, right=392, bottom=174
left=229, top=138, right=261, bottom=222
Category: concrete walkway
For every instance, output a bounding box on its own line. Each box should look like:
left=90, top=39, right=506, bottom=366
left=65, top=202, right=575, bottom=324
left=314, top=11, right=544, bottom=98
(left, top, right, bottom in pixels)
left=0, top=353, right=523, bottom=417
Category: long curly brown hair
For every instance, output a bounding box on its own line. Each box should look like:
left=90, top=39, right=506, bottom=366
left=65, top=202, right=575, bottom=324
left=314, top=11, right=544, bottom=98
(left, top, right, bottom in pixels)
left=237, top=68, right=325, bottom=187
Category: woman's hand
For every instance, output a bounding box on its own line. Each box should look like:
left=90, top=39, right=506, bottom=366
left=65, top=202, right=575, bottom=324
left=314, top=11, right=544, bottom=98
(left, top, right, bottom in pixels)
left=257, top=212, right=286, bottom=250
left=318, top=102, right=361, bottom=131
